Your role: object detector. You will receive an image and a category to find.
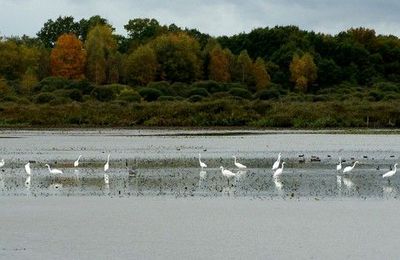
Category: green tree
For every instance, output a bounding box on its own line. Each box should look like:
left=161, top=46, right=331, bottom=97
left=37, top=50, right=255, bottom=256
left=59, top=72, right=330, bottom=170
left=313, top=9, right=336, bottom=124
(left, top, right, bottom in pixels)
left=125, top=45, right=158, bottom=85
left=79, top=15, right=113, bottom=41
left=289, top=53, right=317, bottom=92
left=236, top=50, right=253, bottom=84
left=37, top=16, right=80, bottom=48
left=85, top=25, right=118, bottom=85
left=150, top=32, right=202, bottom=82
left=124, top=18, right=163, bottom=43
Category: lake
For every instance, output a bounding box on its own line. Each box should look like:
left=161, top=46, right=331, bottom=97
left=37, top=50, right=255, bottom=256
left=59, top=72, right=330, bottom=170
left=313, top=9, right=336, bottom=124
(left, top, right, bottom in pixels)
left=1, top=129, right=399, bottom=259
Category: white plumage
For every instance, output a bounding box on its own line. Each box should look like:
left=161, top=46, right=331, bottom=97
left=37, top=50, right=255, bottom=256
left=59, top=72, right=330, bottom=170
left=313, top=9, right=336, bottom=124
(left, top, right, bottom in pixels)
left=45, top=164, right=63, bottom=174
left=383, top=163, right=398, bottom=178
left=272, top=153, right=281, bottom=170
left=233, top=156, right=247, bottom=169
left=273, top=162, right=286, bottom=178
left=343, top=161, right=359, bottom=174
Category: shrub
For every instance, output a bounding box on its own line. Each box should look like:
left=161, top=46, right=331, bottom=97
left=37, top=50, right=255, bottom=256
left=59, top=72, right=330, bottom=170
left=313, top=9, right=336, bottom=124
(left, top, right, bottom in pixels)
left=49, top=97, right=71, bottom=106
left=34, top=77, right=69, bottom=92
left=188, top=88, right=209, bottom=97
left=147, top=81, right=176, bottom=96
left=118, top=89, right=141, bottom=103
left=138, top=87, right=162, bottom=101
left=67, top=79, right=94, bottom=94
left=158, top=96, right=176, bottom=101
left=188, top=95, right=203, bottom=102
left=91, top=86, right=116, bottom=102
left=191, top=81, right=222, bottom=93
left=170, top=82, right=190, bottom=97
left=34, top=92, right=56, bottom=104
left=228, top=88, right=252, bottom=99
left=256, top=89, right=280, bottom=100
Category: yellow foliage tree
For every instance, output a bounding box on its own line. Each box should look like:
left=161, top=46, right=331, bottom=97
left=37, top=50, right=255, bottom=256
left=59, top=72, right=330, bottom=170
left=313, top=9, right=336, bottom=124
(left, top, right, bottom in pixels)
left=125, top=45, right=158, bottom=85
left=20, top=67, right=38, bottom=94
left=289, top=53, right=317, bottom=92
left=50, top=33, right=86, bottom=79
left=252, top=58, right=271, bottom=91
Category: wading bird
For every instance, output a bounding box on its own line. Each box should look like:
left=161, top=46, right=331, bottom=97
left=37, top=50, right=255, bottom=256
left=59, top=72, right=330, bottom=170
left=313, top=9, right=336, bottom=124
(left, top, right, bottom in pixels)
left=24, top=162, right=31, bottom=175
left=74, top=155, right=82, bottom=167
left=383, top=163, right=398, bottom=178
left=273, top=162, right=286, bottom=178
left=220, top=166, right=236, bottom=186
left=45, top=164, right=63, bottom=174
left=199, top=154, right=207, bottom=169
left=343, top=161, right=359, bottom=174
left=336, top=157, right=342, bottom=172
left=0, top=159, right=4, bottom=168
left=104, top=154, right=110, bottom=172
left=272, top=153, right=281, bottom=170
left=233, top=156, right=247, bottom=169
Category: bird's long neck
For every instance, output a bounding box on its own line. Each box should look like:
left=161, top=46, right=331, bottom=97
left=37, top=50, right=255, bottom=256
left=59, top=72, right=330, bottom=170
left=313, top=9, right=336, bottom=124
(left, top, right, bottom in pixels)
left=394, top=164, right=397, bottom=171
left=234, top=157, right=237, bottom=163
left=107, top=155, right=110, bottom=163
left=352, top=162, right=357, bottom=168
left=281, top=164, right=285, bottom=170
left=199, top=155, right=201, bottom=163
left=47, top=165, right=51, bottom=171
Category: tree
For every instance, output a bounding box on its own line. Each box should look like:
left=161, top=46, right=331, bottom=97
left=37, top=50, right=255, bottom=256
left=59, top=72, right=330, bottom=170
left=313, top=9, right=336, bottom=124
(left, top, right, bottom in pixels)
left=236, top=50, right=253, bottom=84
left=0, top=40, right=22, bottom=80
left=150, top=32, right=202, bottom=82
left=85, top=25, right=117, bottom=84
left=79, top=15, right=113, bottom=41
left=37, top=16, right=80, bottom=48
left=20, top=67, right=38, bottom=94
left=125, top=45, right=158, bottom=85
left=252, top=58, right=271, bottom=91
left=124, top=18, right=163, bottom=43
left=208, top=45, right=230, bottom=82
left=50, top=34, right=86, bottom=79
left=289, top=53, right=317, bottom=92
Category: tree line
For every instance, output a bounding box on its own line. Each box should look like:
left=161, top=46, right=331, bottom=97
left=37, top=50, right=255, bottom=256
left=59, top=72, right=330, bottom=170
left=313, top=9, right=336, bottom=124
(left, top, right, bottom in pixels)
left=3, top=15, right=400, bottom=94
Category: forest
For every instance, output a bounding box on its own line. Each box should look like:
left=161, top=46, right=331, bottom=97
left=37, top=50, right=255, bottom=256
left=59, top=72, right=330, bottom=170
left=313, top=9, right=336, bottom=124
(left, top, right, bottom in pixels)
left=1, top=15, right=400, bottom=128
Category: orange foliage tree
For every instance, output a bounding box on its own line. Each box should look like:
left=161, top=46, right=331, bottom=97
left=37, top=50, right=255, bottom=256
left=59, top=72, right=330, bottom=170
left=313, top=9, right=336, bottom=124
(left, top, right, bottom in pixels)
left=208, top=45, right=230, bottom=82
left=50, top=33, right=86, bottom=79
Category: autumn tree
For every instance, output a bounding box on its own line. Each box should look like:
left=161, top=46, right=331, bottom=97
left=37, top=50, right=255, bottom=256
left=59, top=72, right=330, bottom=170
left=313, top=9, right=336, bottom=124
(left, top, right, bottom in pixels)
left=79, top=15, right=113, bottom=41
left=50, top=33, right=86, bottom=79
left=20, top=67, right=38, bottom=94
left=289, top=53, right=317, bottom=92
left=150, top=32, right=202, bottom=82
left=125, top=45, right=158, bottom=85
left=252, top=58, right=271, bottom=91
left=208, top=45, right=230, bottom=82
left=85, top=25, right=118, bottom=84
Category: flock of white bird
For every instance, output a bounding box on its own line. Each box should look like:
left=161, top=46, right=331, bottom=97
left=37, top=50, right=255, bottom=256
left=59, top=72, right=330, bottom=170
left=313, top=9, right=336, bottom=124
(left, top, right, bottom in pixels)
left=0, top=152, right=397, bottom=187
left=199, top=152, right=398, bottom=181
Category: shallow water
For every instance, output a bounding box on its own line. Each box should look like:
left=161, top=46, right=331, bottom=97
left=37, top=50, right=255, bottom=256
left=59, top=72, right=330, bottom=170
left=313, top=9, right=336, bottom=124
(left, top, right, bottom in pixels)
left=0, top=129, right=399, bottom=199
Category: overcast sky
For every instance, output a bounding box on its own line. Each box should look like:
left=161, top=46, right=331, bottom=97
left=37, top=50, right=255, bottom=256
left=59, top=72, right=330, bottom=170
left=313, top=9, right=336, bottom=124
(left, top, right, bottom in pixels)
left=1, top=0, right=400, bottom=37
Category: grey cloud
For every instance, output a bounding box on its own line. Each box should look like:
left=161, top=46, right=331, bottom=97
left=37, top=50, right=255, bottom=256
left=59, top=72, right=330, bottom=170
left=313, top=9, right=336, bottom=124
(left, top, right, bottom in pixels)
left=1, top=0, right=400, bottom=37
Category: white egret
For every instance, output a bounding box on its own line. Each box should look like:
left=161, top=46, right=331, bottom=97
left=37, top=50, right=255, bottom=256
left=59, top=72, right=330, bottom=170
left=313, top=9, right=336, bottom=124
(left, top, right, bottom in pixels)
left=272, top=153, right=281, bottom=170
left=104, top=154, right=110, bottom=172
left=233, top=156, right=247, bottom=169
left=383, top=163, right=398, bottom=178
left=273, top=162, right=286, bottom=178
left=336, top=157, right=342, bottom=171
left=24, top=162, right=31, bottom=175
left=220, top=166, right=236, bottom=178
left=199, top=154, right=207, bottom=169
left=74, top=155, right=82, bottom=167
left=104, top=173, right=109, bottom=184
left=343, top=161, right=359, bottom=174
left=0, top=159, right=4, bottom=168
left=45, top=164, right=63, bottom=174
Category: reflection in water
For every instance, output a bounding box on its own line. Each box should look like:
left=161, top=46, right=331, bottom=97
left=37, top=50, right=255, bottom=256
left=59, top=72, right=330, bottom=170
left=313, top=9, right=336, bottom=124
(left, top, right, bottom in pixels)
left=0, top=167, right=398, bottom=199
left=383, top=184, right=397, bottom=197
left=74, top=169, right=80, bottom=181
left=25, top=176, right=31, bottom=189
left=235, top=170, right=247, bottom=179
left=343, top=177, right=354, bottom=189
left=49, top=183, right=62, bottom=189
left=0, top=176, right=4, bottom=189
left=273, top=177, right=283, bottom=193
